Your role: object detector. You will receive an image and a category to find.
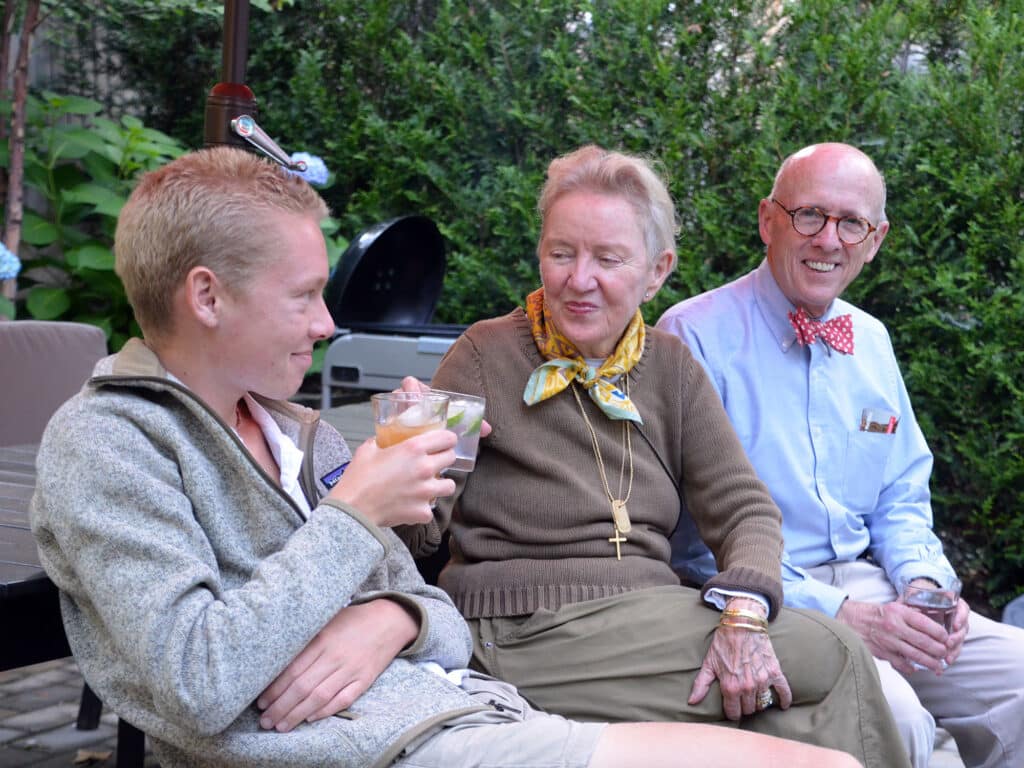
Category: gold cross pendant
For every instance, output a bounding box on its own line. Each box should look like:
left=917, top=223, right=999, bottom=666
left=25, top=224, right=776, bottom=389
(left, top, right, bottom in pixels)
left=608, top=526, right=627, bottom=560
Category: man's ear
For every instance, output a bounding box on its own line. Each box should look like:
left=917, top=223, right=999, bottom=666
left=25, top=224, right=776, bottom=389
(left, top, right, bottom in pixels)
left=183, top=266, right=223, bottom=329
left=862, top=220, right=890, bottom=265
left=757, top=197, right=774, bottom=247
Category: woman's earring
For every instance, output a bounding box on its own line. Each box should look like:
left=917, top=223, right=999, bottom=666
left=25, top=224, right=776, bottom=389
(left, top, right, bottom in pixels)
left=643, top=291, right=651, bottom=300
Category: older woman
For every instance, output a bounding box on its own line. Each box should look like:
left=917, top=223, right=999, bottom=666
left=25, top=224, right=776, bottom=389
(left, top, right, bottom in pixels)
left=400, top=146, right=907, bottom=768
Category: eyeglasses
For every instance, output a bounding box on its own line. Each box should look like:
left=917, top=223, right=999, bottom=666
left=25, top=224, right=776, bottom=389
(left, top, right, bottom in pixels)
left=771, top=198, right=877, bottom=245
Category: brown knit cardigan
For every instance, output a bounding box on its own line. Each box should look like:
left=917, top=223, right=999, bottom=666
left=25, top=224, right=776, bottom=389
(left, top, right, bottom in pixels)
left=397, top=308, right=785, bottom=619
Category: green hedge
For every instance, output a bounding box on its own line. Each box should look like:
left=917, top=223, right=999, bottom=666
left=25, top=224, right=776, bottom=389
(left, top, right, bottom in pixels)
left=39, top=0, right=1024, bottom=612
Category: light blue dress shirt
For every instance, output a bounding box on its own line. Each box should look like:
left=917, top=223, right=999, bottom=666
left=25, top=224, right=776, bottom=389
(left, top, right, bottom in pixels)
left=657, top=260, right=956, bottom=617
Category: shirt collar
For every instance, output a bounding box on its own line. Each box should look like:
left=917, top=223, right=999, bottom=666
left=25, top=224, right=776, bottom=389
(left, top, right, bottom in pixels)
left=242, top=394, right=309, bottom=517
left=751, top=259, right=845, bottom=354
left=243, top=395, right=304, bottom=488
left=752, top=260, right=800, bottom=353
left=163, top=372, right=310, bottom=516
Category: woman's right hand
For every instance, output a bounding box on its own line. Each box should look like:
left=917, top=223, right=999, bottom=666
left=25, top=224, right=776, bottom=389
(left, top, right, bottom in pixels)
left=325, top=429, right=456, bottom=528
left=400, top=375, right=493, bottom=438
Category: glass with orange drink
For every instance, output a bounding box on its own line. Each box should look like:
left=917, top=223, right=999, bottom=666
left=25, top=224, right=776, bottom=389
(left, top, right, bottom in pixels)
left=371, top=391, right=450, bottom=447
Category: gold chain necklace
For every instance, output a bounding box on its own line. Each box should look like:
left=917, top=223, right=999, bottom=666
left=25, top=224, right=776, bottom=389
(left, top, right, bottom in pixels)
left=571, top=378, right=634, bottom=560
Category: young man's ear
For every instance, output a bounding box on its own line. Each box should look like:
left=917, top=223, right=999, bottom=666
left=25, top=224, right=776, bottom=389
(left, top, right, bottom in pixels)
left=183, top=266, right=224, bottom=329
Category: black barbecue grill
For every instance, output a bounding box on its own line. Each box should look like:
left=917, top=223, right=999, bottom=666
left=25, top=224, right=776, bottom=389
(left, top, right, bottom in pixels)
left=321, top=215, right=466, bottom=407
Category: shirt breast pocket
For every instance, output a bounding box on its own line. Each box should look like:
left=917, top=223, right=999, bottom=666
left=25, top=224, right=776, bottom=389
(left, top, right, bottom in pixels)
left=842, top=430, right=895, bottom=513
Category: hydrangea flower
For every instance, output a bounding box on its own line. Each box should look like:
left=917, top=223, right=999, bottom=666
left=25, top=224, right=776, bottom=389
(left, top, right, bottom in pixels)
left=0, top=243, right=21, bottom=280
left=288, top=152, right=330, bottom=186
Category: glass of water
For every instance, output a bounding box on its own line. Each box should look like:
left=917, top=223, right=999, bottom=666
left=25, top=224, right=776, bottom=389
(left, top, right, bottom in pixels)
left=901, top=577, right=961, bottom=671
left=902, top=578, right=961, bottom=633
left=432, top=389, right=485, bottom=472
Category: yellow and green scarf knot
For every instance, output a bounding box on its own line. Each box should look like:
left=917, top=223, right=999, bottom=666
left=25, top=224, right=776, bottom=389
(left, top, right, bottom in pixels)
left=522, top=288, right=644, bottom=423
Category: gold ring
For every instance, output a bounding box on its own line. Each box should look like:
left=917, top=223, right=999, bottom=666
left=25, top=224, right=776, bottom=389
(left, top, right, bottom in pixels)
left=756, top=689, right=774, bottom=711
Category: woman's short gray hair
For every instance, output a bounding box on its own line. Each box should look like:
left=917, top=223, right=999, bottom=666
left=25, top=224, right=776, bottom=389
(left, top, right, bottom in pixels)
left=537, top=145, right=678, bottom=270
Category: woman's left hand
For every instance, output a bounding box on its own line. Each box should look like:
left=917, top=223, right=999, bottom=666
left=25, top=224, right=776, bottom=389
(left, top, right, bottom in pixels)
left=687, top=625, right=793, bottom=721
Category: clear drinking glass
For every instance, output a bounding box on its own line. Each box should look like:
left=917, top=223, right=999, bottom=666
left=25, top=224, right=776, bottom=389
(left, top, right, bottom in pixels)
left=902, top=578, right=962, bottom=633
left=371, top=392, right=450, bottom=448
left=432, top=389, right=485, bottom=472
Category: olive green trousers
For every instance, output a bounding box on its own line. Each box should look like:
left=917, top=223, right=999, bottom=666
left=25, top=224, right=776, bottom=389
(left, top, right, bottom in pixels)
left=468, top=585, right=909, bottom=768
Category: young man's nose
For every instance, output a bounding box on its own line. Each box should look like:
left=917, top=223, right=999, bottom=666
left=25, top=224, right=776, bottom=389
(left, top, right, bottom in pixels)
left=311, top=296, right=334, bottom=340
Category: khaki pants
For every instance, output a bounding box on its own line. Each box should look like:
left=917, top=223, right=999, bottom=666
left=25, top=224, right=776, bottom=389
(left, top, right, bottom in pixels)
left=393, top=674, right=605, bottom=768
left=469, top=584, right=907, bottom=768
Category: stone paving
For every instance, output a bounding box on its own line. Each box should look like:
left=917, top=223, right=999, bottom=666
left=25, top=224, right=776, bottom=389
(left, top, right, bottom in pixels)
left=1, top=658, right=966, bottom=767
left=0, top=659, right=155, bottom=767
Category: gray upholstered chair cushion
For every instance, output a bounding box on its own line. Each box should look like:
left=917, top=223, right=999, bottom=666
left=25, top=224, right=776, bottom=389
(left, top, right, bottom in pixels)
left=0, top=320, right=107, bottom=446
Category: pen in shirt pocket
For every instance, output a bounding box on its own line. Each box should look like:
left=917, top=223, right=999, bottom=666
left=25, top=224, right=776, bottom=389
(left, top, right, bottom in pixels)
left=860, top=408, right=899, bottom=434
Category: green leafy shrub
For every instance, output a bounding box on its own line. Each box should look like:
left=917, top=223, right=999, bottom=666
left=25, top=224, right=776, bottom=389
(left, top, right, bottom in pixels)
left=1, top=92, right=185, bottom=347
left=860, top=3, right=1024, bottom=610
left=37, top=0, right=1024, bottom=611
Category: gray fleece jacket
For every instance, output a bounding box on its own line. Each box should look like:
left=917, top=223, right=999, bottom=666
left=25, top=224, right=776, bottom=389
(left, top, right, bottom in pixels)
left=30, top=340, right=486, bottom=768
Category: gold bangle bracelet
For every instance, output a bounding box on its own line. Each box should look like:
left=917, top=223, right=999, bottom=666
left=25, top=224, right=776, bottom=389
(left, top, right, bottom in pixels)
left=719, top=616, right=767, bottom=627
left=720, top=608, right=769, bottom=625
left=717, top=620, right=769, bottom=634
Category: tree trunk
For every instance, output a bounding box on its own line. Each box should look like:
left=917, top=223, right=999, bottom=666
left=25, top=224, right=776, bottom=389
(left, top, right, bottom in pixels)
left=2, top=0, right=41, bottom=302
left=0, top=0, right=17, bottom=207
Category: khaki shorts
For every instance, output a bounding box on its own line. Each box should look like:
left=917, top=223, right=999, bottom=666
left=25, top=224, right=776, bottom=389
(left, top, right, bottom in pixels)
left=392, top=674, right=606, bottom=768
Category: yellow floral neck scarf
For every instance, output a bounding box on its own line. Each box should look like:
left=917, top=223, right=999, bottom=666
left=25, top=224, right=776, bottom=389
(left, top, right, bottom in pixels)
left=522, top=288, right=644, bottom=423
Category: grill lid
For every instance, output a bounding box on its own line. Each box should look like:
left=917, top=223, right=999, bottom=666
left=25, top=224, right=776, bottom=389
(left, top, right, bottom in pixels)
left=324, top=215, right=446, bottom=328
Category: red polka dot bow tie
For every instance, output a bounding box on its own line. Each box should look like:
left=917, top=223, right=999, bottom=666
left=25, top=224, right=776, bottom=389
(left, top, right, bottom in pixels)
left=787, top=307, right=855, bottom=355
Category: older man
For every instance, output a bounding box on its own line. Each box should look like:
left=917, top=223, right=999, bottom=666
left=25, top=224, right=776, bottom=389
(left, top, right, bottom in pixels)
left=658, top=142, right=1024, bottom=768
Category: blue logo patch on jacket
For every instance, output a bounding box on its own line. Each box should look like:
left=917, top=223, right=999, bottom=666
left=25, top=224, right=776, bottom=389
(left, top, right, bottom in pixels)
left=320, top=462, right=349, bottom=489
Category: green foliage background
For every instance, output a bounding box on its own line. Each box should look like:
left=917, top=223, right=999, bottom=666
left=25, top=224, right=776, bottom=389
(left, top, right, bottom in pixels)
left=10, top=0, right=1023, bottom=611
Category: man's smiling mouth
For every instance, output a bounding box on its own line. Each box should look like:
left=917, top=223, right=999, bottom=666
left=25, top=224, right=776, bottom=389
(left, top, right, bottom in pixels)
left=806, top=261, right=837, bottom=273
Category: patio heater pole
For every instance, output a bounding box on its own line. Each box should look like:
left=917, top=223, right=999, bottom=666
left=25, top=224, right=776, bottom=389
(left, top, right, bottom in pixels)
left=203, top=0, right=257, bottom=148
